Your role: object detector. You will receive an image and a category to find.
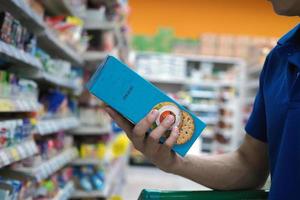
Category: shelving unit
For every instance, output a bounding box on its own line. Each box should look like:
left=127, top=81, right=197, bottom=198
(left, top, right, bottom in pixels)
left=0, top=40, right=42, bottom=71
left=37, top=30, right=84, bottom=66
left=0, top=0, right=129, bottom=198
left=70, top=126, right=111, bottom=135
left=16, top=147, right=78, bottom=181
left=0, top=139, right=38, bottom=168
left=35, top=117, right=79, bottom=136
left=0, top=98, right=39, bottom=113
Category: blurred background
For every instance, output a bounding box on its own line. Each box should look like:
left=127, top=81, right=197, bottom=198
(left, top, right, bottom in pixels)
left=0, top=0, right=298, bottom=199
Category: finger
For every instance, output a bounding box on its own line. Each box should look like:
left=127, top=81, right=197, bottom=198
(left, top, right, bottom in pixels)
left=105, top=107, right=134, bottom=133
left=144, top=115, right=175, bottom=155
left=148, top=115, right=175, bottom=142
left=133, top=109, right=158, bottom=137
left=131, top=109, right=159, bottom=151
left=164, top=126, right=179, bottom=149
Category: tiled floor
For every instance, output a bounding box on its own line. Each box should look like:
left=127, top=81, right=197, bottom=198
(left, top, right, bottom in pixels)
left=122, top=166, right=209, bottom=200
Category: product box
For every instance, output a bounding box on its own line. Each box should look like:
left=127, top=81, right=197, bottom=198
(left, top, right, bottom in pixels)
left=87, top=56, right=206, bottom=156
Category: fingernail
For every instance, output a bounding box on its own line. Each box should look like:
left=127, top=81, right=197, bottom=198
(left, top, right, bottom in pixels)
left=165, top=115, right=174, bottom=124
left=151, top=109, right=158, bottom=117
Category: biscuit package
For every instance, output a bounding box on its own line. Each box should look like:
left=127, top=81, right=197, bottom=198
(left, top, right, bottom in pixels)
left=86, top=56, right=206, bottom=157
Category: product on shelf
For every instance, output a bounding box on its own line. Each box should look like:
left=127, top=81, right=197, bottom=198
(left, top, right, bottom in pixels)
left=0, top=12, right=37, bottom=55
left=0, top=71, right=39, bottom=112
left=34, top=167, right=73, bottom=199
left=79, top=142, right=106, bottom=160
left=0, top=118, right=35, bottom=148
left=35, top=49, right=83, bottom=89
left=45, top=16, right=88, bottom=53
left=73, top=165, right=105, bottom=192
left=38, top=90, right=78, bottom=119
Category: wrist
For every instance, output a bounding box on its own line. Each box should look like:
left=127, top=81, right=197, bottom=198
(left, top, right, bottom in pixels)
left=169, top=155, right=187, bottom=175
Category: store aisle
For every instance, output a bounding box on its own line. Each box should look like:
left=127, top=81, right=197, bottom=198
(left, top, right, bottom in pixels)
left=122, top=166, right=209, bottom=199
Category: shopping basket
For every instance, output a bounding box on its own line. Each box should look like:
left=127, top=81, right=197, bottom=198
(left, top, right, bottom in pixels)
left=138, top=189, right=268, bottom=200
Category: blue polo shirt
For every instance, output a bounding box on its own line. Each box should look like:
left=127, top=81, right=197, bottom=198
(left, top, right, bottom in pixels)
left=246, top=24, right=300, bottom=200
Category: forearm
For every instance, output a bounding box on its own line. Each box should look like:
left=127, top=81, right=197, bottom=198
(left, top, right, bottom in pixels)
left=172, top=151, right=268, bottom=190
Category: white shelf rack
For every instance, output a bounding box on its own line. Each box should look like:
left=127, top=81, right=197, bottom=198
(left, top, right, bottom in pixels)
left=0, top=98, right=40, bottom=113
left=35, top=117, right=79, bottom=135
left=0, top=40, right=43, bottom=71
left=16, top=147, right=78, bottom=181
left=37, top=29, right=84, bottom=66
left=189, top=104, right=219, bottom=112
left=0, top=139, right=38, bottom=168
left=71, top=158, right=104, bottom=166
left=34, top=72, right=82, bottom=91
left=53, top=181, right=75, bottom=200
left=70, top=126, right=111, bottom=135
left=190, top=90, right=218, bottom=99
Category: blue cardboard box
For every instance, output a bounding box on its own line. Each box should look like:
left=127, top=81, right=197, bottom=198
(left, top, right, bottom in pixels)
left=87, top=56, right=206, bottom=157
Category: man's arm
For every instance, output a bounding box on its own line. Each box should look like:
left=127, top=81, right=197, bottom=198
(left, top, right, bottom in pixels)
left=105, top=107, right=269, bottom=190
left=173, top=134, right=269, bottom=190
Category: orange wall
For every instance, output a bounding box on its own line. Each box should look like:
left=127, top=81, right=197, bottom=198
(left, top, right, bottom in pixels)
left=128, top=0, right=299, bottom=38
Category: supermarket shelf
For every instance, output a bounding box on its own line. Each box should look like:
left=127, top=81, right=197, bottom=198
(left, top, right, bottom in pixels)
left=0, top=40, right=42, bottom=71
left=0, top=98, right=39, bottom=113
left=37, top=29, right=83, bottom=66
left=0, top=139, right=38, bottom=168
left=190, top=104, right=219, bottom=112
left=144, top=76, right=187, bottom=85
left=0, top=0, right=83, bottom=65
left=71, top=158, right=103, bottom=166
left=190, top=91, right=218, bottom=99
left=41, top=0, right=80, bottom=18
left=53, top=181, right=75, bottom=200
left=138, top=51, right=244, bottom=65
left=16, top=147, right=78, bottom=181
left=0, top=0, right=45, bottom=34
left=187, top=80, right=236, bottom=88
left=70, top=126, right=111, bottom=135
left=82, top=51, right=110, bottom=61
left=34, top=72, right=81, bottom=91
left=35, top=117, right=79, bottom=135
left=144, top=75, right=236, bottom=88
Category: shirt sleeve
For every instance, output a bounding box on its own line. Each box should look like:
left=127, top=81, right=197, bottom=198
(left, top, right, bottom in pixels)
left=245, top=56, right=269, bottom=143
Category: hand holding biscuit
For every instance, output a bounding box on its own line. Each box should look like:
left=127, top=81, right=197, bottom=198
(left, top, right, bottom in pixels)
left=105, top=107, right=184, bottom=173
